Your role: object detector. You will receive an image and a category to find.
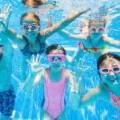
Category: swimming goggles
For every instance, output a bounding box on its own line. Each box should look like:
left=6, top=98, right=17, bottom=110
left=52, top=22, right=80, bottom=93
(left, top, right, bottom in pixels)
left=90, top=26, right=104, bottom=33
left=48, top=54, right=65, bottom=63
left=99, top=66, right=120, bottom=75
left=22, top=23, right=39, bottom=31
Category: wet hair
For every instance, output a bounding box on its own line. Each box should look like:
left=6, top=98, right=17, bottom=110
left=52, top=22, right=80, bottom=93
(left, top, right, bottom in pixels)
left=97, top=53, right=120, bottom=70
left=22, top=0, right=43, bottom=8
left=89, top=19, right=106, bottom=28
left=46, top=44, right=66, bottom=55
left=20, top=12, right=40, bottom=25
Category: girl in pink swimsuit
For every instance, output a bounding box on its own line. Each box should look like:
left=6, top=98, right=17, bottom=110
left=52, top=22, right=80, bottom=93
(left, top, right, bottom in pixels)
left=43, top=44, right=79, bottom=119
left=44, top=68, right=66, bottom=119
left=24, top=44, right=80, bottom=120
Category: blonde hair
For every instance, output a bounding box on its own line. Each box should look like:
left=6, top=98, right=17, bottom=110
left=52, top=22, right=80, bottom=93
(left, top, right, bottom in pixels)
left=20, top=12, right=40, bottom=25
left=22, top=0, right=43, bottom=8
left=89, top=19, right=106, bottom=28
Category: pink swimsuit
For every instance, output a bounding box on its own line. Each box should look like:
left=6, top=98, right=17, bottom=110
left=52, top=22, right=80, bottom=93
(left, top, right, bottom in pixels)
left=110, top=92, right=120, bottom=108
left=44, top=70, right=66, bottom=119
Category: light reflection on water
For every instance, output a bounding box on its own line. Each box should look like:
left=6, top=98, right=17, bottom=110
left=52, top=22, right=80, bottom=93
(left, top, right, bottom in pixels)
left=0, top=0, right=120, bottom=119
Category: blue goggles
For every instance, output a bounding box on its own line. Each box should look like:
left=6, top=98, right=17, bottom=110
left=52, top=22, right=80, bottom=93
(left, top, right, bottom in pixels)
left=22, top=23, right=39, bottom=31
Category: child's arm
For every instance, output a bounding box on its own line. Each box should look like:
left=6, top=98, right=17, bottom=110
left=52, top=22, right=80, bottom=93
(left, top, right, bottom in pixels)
left=59, top=29, right=87, bottom=40
left=65, top=70, right=80, bottom=110
left=102, top=34, right=120, bottom=47
left=68, top=42, right=85, bottom=64
left=58, top=19, right=89, bottom=40
left=0, top=4, right=25, bottom=49
left=40, top=9, right=90, bottom=37
left=22, top=55, right=45, bottom=92
left=4, top=29, right=26, bottom=49
left=80, top=86, right=102, bottom=107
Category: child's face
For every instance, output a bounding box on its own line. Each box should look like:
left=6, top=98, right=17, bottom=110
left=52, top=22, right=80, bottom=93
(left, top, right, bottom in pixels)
left=89, top=20, right=105, bottom=35
left=99, top=57, right=120, bottom=96
left=89, top=20, right=105, bottom=44
left=48, top=49, right=65, bottom=70
left=21, top=17, right=40, bottom=40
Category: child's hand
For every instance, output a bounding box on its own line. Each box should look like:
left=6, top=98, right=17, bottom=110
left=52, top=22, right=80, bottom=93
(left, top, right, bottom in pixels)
left=0, top=4, right=12, bottom=30
left=77, top=42, right=84, bottom=50
left=27, top=54, right=45, bottom=75
left=22, top=55, right=44, bottom=93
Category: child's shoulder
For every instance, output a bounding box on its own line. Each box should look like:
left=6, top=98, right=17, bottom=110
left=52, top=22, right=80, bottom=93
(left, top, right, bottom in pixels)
left=64, top=69, right=73, bottom=73
left=64, top=69, right=73, bottom=77
left=9, top=29, right=22, bottom=38
left=45, top=68, right=50, bottom=73
left=63, top=69, right=76, bottom=81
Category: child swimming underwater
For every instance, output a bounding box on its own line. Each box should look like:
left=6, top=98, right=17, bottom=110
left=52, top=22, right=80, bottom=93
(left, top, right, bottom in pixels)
left=60, top=12, right=120, bottom=59
left=0, top=33, right=15, bottom=119
left=23, top=44, right=79, bottom=120
left=0, top=4, right=90, bottom=79
left=0, top=5, right=89, bottom=58
left=81, top=53, right=120, bottom=110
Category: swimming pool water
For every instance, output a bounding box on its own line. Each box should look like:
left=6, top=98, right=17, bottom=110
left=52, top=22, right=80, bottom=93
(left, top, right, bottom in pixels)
left=0, top=0, right=120, bottom=119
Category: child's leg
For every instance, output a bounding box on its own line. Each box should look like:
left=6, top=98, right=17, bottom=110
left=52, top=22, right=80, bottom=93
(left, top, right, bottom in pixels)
left=58, top=109, right=68, bottom=120
left=0, top=89, right=15, bottom=120
left=58, top=114, right=67, bottom=120
left=42, top=112, right=51, bottom=120
left=39, top=109, right=51, bottom=120
left=42, top=112, right=66, bottom=120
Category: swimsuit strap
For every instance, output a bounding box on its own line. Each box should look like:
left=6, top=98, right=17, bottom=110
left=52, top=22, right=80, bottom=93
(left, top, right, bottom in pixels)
left=104, top=84, right=120, bottom=108
left=110, top=92, right=120, bottom=108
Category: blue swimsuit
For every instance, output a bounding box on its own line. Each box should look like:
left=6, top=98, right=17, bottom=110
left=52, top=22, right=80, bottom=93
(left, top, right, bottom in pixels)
left=0, top=88, right=15, bottom=117
left=20, top=35, right=47, bottom=79
left=21, top=35, right=46, bottom=58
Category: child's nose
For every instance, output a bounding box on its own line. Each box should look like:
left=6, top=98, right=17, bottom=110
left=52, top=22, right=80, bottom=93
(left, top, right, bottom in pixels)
left=27, top=27, right=32, bottom=32
left=54, top=57, right=58, bottom=62
left=108, top=69, right=115, bottom=75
